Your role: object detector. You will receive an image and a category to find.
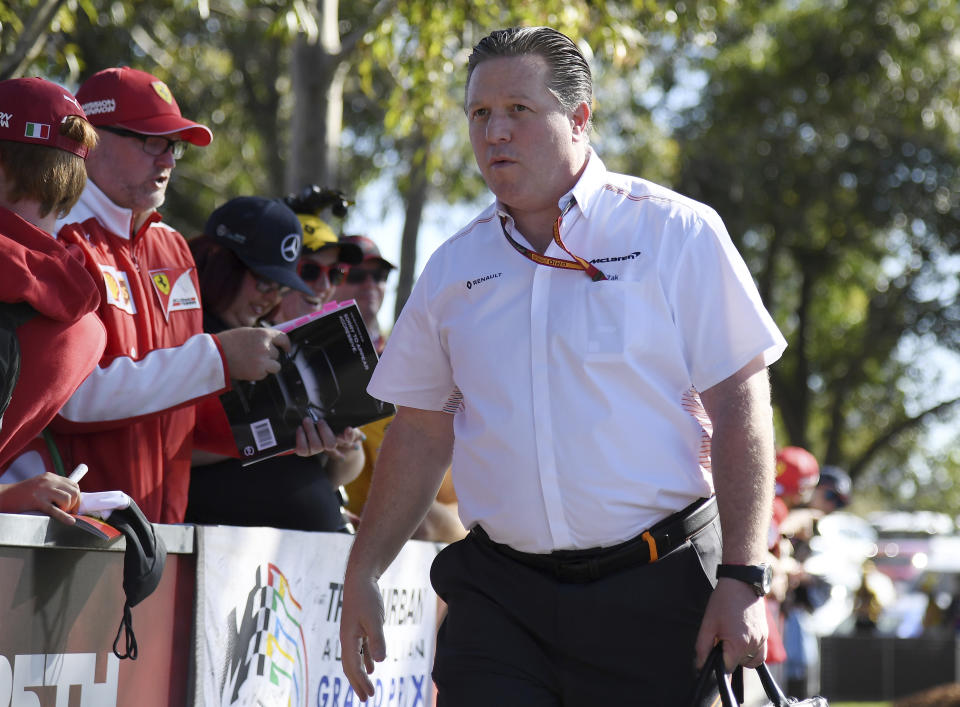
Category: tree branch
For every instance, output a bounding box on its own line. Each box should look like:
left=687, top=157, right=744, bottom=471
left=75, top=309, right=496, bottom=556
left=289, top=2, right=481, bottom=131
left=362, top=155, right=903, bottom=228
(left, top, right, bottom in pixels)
left=0, top=0, right=69, bottom=80
left=338, top=0, right=400, bottom=60
left=849, top=396, right=960, bottom=479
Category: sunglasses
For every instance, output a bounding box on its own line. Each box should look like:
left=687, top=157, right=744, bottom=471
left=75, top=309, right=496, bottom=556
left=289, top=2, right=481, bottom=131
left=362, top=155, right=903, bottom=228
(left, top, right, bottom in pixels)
left=299, top=262, right=345, bottom=286
left=822, top=488, right=848, bottom=508
left=253, top=275, right=290, bottom=296
left=342, top=266, right=390, bottom=285
left=99, top=125, right=188, bottom=159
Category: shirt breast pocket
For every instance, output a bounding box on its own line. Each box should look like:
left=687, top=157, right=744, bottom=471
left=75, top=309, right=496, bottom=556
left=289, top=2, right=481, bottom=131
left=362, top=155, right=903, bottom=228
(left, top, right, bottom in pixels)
left=572, top=280, right=656, bottom=362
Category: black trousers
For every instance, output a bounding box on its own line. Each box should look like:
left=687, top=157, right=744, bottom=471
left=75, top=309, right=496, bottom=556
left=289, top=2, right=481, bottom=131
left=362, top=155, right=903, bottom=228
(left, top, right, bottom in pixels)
left=430, top=517, right=723, bottom=707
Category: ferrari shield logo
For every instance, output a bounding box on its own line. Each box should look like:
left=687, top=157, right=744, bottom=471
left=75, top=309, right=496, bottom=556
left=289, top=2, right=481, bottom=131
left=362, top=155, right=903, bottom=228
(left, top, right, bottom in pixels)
left=151, top=81, right=174, bottom=105
left=149, top=267, right=200, bottom=320
left=152, top=272, right=171, bottom=295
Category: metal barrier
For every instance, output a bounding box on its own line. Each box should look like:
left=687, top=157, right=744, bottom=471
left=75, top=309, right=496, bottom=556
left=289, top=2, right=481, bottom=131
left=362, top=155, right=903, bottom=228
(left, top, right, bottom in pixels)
left=819, top=634, right=959, bottom=701
left=0, top=512, right=195, bottom=706
left=0, top=513, right=439, bottom=707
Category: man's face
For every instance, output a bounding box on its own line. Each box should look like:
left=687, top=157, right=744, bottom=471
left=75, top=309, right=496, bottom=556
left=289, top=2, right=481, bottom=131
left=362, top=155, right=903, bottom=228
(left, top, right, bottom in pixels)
left=85, top=128, right=178, bottom=219
left=810, top=485, right=845, bottom=515
left=466, top=54, right=588, bottom=216
left=333, top=261, right=389, bottom=327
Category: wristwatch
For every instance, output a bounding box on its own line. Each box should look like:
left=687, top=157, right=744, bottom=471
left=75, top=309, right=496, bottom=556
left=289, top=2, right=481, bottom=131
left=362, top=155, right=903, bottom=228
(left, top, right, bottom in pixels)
left=716, top=563, right=773, bottom=597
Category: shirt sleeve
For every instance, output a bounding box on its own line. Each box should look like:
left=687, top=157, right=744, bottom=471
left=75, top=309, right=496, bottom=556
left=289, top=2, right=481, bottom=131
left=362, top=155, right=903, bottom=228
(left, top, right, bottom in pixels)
left=54, top=332, right=230, bottom=431
left=367, top=254, right=458, bottom=411
left=668, top=209, right=786, bottom=391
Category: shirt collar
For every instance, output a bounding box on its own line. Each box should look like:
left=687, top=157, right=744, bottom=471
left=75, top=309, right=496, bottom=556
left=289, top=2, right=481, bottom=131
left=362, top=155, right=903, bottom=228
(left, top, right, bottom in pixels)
left=567, top=147, right=607, bottom=219
left=493, top=147, right=608, bottom=229
left=72, top=179, right=146, bottom=240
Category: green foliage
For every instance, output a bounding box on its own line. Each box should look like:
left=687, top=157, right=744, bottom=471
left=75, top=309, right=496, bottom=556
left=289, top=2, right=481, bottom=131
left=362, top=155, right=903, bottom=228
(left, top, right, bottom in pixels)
left=669, top=0, right=960, bottom=496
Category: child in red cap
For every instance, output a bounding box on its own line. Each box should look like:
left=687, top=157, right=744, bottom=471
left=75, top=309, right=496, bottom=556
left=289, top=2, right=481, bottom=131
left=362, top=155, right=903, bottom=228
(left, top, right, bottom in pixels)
left=0, top=77, right=106, bottom=522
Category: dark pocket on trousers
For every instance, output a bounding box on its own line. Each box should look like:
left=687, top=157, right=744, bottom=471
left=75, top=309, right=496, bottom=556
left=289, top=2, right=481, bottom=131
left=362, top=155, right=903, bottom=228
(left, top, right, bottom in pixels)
left=689, top=515, right=723, bottom=590
left=430, top=537, right=464, bottom=600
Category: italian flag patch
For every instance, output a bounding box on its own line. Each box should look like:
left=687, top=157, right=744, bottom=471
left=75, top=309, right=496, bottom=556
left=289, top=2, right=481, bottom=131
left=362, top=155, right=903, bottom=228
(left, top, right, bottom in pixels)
left=24, top=122, right=50, bottom=139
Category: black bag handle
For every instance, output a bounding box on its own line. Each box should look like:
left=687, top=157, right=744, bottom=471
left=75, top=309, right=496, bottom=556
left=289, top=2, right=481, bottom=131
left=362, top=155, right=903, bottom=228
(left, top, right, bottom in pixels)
left=756, top=661, right=791, bottom=706
left=691, top=644, right=736, bottom=707
left=691, top=643, right=791, bottom=707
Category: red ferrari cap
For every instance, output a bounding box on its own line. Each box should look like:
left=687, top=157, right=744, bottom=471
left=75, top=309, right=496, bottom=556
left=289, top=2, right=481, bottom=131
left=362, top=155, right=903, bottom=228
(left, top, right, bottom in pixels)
left=76, top=66, right=212, bottom=146
left=0, top=77, right=90, bottom=158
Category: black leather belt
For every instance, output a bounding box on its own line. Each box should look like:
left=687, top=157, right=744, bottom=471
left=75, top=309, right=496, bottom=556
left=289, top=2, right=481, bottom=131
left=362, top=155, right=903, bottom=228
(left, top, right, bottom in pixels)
left=470, top=496, right=718, bottom=583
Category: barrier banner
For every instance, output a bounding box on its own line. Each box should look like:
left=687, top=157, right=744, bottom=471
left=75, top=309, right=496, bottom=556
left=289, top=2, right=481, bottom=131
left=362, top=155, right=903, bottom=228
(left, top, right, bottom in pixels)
left=194, top=527, right=438, bottom=707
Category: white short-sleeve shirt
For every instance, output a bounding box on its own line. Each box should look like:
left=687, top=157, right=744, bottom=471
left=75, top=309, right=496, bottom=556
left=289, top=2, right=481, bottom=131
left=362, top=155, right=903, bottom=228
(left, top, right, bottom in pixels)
left=369, top=152, right=786, bottom=553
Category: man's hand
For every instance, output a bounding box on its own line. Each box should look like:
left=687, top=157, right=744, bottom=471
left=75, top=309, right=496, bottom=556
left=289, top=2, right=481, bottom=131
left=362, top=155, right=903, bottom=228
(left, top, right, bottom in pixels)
left=338, top=406, right=454, bottom=702
left=339, top=574, right=387, bottom=700
left=0, top=473, right=81, bottom=525
left=216, top=327, right=291, bottom=381
left=694, top=578, right=768, bottom=671
left=698, top=355, right=775, bottom=671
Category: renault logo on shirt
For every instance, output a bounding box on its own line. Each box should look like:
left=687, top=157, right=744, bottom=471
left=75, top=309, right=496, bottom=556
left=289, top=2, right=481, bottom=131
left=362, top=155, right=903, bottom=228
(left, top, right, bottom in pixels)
left=465, top=272, right=502, bottom=290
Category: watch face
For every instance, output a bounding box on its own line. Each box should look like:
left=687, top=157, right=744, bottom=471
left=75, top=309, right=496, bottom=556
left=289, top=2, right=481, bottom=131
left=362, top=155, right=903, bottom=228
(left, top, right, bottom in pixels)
left=760, top=564, right=773, bottom=594
left=718, top=563, right=772, bottom=597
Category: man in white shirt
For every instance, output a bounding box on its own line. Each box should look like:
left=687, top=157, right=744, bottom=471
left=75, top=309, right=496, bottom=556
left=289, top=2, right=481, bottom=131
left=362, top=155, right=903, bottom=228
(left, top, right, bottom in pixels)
left=340, top=26, right=786, bottom=705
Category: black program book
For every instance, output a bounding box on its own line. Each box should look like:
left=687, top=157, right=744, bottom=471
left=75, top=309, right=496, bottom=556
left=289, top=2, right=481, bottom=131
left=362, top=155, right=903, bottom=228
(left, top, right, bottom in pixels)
left=219, top=301, right=395, bottom=465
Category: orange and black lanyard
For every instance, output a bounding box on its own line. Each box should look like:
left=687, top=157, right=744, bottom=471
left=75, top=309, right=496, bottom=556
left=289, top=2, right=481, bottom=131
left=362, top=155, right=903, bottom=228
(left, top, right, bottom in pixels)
left=500, top=199, right=608, bottom=282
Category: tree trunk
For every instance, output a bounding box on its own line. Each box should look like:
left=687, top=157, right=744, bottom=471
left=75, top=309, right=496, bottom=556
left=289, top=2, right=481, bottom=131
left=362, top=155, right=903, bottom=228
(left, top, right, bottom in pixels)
left=287, top=0, right=344, bottom=193
left=394, top=140, right=430, bottom=320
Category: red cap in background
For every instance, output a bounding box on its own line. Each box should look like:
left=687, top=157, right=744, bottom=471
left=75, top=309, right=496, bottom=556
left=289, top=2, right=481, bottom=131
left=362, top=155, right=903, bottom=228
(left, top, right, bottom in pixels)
left=340, top=235, right=396, bottom=270
left=775, top=446, right=820, bottom=497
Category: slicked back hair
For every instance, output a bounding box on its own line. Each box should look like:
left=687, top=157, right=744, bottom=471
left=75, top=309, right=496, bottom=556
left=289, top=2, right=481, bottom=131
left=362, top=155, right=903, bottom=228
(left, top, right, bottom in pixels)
left=465, top=26, right=593, bottom=132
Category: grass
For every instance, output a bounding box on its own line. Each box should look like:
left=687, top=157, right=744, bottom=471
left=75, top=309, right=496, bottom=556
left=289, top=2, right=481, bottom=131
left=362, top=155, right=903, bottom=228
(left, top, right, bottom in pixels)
left=833, top=703, right=892, bottom=706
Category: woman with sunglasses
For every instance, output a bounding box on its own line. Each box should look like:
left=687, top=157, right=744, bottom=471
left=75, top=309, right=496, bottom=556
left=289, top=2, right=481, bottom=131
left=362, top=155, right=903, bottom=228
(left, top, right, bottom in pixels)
left=271, top=214, right=363, bottom=324
left=186, top=196, right=364, bottom=532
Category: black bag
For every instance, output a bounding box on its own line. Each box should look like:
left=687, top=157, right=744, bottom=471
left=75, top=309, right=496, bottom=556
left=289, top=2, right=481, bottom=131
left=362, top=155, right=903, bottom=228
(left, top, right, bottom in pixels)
left=107, top=500, right=167, bottom=660
left=0, top=301, right=37, bottom=427
left=692, top=643, right=829, bottom=706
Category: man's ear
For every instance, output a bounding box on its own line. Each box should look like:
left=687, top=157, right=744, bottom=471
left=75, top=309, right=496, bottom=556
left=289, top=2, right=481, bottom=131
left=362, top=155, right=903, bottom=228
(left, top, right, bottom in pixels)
left=570, top=101, right=590, bottom=140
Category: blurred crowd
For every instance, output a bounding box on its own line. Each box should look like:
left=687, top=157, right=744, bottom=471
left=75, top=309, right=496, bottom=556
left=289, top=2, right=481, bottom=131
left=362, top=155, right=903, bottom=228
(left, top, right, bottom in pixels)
left=0, top=68, right=465, bottom=544
left=764, top=443, right=960, bottom=699
left=764, top=445, right=854, bottom=697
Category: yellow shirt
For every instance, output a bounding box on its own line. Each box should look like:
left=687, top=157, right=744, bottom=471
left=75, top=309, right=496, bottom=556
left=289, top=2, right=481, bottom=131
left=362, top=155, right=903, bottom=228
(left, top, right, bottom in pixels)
left=343, top=414, right=458, bottom=516
left=343, top=415, right=392, bottom=515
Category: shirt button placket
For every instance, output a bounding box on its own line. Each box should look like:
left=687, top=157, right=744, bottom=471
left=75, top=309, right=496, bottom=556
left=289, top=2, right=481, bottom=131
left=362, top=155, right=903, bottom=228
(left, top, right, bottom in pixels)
left=529, top=264, right=570, bottom=550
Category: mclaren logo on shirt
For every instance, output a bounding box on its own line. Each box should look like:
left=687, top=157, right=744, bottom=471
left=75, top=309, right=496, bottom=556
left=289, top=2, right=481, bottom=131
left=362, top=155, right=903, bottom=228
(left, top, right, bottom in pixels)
left=465, top=272, right=502, bottom=290
left=590, top=250, right=642, bottom=264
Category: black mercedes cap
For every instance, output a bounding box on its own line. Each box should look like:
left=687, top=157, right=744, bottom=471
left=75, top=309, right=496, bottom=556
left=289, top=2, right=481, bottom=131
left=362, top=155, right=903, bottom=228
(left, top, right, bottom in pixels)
left=204, top=196, right=314, bottom=296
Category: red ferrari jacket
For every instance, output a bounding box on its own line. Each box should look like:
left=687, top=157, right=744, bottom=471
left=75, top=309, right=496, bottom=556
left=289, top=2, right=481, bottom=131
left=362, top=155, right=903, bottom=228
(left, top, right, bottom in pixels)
left=35, top=181, right=230, bottom=523
left=0, top=207, right=105, bottom=470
